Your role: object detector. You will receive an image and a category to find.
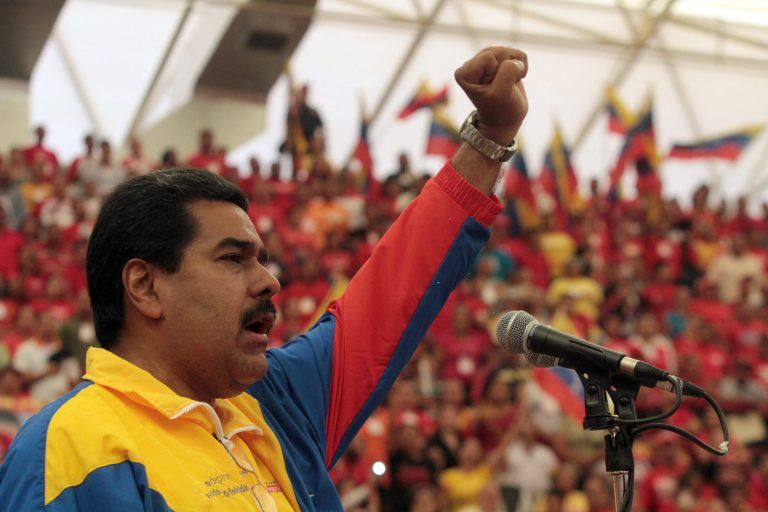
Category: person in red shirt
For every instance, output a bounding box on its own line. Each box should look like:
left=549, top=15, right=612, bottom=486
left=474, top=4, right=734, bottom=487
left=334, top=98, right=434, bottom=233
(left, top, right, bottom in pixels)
left=28, top=274, right=75, bottom=323
left=21, top=126, right=59, bottom=178
left=501, top=231, right=550, bottom=288
left=280, top=255, right=329, bottom=327
left=474, top=368, right=523, bottom=452
left=627, top=311, right=678, bottom=373
left=0, top=208, right=23, bottom=279
left=186, top=129, right=226, bottom=174
left=321, top=231, right=353, bottom=278
left=435, top=303, right=491, bottom=388
left=246, top=181, right=286, bottom=236
left=642, top=262, right=679, bottom=315
left=676, top=315, right=730, bottom=382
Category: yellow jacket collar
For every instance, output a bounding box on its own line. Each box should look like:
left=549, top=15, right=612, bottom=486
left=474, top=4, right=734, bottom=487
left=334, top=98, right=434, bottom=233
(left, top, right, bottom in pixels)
left=83, top=347, right=263, bottom=439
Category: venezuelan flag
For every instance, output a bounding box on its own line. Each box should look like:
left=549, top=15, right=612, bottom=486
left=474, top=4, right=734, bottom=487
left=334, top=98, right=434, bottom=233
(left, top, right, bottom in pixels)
left=398, top=82, right=449, bottom=119
left=605, top=86, right=634, bottom=135
left=610, top=101, right=661, bottom=197
left=352, top=116, right=377, bottom=198
left=668, top=126, right=762, bottom=161
left=503, top=152, right=540, bottom=235
left=540, top=127, right=582, bottom=226
left=533, top=367, right=585, bottom=423
left=606, top=166, right=623, bottom=206
left=425, top=110, right=461, bottom=159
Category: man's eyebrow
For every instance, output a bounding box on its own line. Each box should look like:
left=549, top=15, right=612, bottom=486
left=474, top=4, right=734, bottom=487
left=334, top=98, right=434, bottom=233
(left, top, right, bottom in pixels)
left=214, top=237, right=256, bottom=251
left=214, top=237, right=268, bottom=261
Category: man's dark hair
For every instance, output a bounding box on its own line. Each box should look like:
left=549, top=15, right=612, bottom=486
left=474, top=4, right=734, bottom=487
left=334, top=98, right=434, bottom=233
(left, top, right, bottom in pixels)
left=87, top=168, right=248, bottom=349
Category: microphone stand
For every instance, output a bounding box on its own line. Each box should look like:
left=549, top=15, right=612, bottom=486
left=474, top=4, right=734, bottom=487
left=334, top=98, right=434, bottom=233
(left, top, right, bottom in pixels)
left=577, top=372, right=640, bottom=512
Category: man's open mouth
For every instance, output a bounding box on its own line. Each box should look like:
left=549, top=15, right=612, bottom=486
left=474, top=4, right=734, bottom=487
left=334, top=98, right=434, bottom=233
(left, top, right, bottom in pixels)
left=243, top=312, right=275, bottom=336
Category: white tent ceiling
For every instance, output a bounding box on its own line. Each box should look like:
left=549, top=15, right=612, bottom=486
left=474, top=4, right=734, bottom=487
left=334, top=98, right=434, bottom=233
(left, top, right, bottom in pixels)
left=29, top=0, right=768, bottom=208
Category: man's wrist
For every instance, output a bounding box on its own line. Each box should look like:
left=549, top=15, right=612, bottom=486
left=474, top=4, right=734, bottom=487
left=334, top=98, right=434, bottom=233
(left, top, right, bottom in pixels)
left=460, top=111, right=519, bottom=162
left=476, top=120, right=520, bottom=147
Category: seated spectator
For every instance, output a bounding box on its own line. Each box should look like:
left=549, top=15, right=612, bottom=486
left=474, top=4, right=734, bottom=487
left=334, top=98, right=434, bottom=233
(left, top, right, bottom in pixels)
left=537, top=215, right=577, bottom=278
left=121, top=137, right=155, bottom=176
left=18, top=163, right=53, bottom=214
left=549, top=293, right=595, bottom=341
left=11, top=312, right=79, bottom=404
left=546, top=258, right=603, bottom=321
left=435, top=303, right=492, bottom=388
left=80, top=140, right=126, bottom=197
left=707, top=233, right=766, bottom=304
left=426, top=404, right=462, bottom=472
left=582, top=472, right=614, bottom=512
left=439, top=436, right=506, bottom=512
left=37, top=175, right=76, bottom=230
left=388, top=422, right=436, bottom=512
left=676, top=315, right=729, bottom=383
left=279, top=255, right=329, bottom=327
left=628, top=310, right=678, bottom=372
left=59, top=288, right=97, bottom=369
left=533, top=462, right=589, bottom=512
left=1, top=305, right=37, bottom=358
left=28, top=273, right=75, bottom=322
left=664, top=285, right=691, bottom=339
left=0, top=165, right=26, bottom=230
left=497, top=417, right=559, bottom=512
left=718, top=359, right=765, bottom=411
left=159, top=147, right=178, bottom=169
left=0, top=366, right=42, bottom=431
left=246, top=180, right=286, bottom=235
left=407, top=484, right=441, bottom=512
left=67, top=133, right=98, bottom=182
left=0, top=207, right=23, bottom=279
left=301, top=177, right=351, bottom=249
left=642, top=261, right=678, bottom=314
left=474, top=368, right=524, bottom=451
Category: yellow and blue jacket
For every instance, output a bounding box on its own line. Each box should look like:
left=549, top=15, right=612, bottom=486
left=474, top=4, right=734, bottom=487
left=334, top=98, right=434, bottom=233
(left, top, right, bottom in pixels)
left=0, top=163, right=501, bottom=511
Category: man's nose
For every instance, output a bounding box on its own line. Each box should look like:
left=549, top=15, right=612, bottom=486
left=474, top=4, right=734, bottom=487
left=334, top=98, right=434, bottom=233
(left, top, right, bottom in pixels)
left=249, top=264, right=281, bottom=299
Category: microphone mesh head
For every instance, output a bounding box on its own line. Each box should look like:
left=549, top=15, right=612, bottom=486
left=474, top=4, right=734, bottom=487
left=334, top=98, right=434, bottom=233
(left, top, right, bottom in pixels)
left=495, top=311, right=535, bottom=354
left=526, top=350, right=558, bottom=368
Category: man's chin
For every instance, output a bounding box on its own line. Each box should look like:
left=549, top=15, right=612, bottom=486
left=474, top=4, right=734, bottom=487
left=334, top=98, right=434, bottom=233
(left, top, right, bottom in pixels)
left=234, top=353, right=269, bottom=388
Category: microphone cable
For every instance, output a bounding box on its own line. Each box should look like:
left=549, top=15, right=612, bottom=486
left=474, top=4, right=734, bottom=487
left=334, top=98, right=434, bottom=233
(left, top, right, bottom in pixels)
left=613, top=376, right=730, bottom=512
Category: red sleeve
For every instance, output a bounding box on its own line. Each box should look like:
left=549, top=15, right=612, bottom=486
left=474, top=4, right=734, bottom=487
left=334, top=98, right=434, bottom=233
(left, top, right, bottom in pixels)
left=324, top=162, right=501, bottom=465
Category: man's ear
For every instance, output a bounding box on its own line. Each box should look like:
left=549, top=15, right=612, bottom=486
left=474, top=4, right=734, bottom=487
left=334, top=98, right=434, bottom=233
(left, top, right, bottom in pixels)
left=122, top=258, right=164, bottom=320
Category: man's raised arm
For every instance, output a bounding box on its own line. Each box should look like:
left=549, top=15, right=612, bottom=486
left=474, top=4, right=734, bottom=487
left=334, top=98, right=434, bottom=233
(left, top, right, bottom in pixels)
left=255, top=47, right=529, bottom=486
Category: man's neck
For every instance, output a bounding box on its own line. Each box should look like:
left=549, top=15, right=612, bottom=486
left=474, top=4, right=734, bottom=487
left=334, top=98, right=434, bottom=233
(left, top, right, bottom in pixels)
left=112, top=339, right=215, bottom=405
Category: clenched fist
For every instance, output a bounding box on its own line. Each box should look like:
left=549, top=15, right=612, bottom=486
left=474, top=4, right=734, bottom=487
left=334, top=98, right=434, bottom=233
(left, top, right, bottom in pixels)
left=454, top=47, right=529, bottom=145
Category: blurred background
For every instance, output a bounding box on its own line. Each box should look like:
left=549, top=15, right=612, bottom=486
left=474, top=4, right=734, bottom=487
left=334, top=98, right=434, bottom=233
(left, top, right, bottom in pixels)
left=1, top=1, right=767, bottom=511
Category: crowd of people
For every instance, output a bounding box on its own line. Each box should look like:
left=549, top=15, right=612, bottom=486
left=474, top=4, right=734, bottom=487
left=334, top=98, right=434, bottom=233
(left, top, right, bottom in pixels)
left=0, top=104, right=767, bottom=512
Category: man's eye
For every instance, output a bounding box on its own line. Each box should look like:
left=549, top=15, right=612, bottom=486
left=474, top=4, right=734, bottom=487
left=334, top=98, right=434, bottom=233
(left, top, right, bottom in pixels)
left=223, top=254, right=243, bottom=264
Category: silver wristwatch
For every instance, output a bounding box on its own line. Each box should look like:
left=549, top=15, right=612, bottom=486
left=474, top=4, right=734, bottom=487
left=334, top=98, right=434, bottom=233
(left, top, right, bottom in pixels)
left=459, top=110, right=518, bottom=162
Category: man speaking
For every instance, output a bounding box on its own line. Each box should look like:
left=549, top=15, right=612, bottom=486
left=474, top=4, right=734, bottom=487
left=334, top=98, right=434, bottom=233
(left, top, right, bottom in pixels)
left=0, top=47, right=529, bottom=511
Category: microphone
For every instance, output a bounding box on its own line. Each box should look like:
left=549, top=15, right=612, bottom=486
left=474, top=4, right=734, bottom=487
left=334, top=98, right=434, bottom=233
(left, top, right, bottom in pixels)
left=496, top=311, right=705, bottom=397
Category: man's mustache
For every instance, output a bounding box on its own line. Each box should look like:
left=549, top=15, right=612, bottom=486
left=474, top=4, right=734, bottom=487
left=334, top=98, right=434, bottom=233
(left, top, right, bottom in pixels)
left=241, top=300, right=278, bottom=328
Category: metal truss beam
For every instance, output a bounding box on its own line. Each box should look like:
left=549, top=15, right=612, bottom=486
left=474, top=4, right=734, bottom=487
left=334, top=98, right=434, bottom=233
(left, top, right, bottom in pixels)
left=52, top=31, right=103, bottom=136
left=228, top=0, right=768, bottom=70
left=127, top=0, right=193, bottom=141
left=571, top=0, right=678, bottom=149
